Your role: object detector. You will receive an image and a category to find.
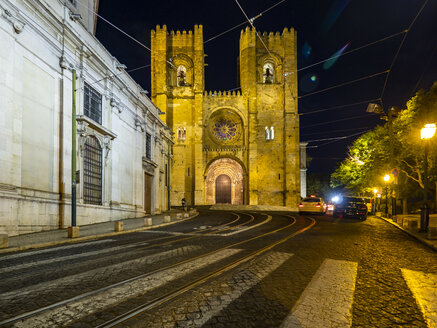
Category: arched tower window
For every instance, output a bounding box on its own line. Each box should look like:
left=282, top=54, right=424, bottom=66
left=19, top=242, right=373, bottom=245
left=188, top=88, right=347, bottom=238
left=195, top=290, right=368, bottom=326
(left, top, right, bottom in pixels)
left=265, top=126, right=270, bottom=140
left=177, top=66, right=187, bottom=86
left=83, top=135, right=102, bottom=205
left=270, top=126, right=275, bottom=140
left=177, top=127, right=186, bottom=141
left=263, top=63, right=274, bottom=84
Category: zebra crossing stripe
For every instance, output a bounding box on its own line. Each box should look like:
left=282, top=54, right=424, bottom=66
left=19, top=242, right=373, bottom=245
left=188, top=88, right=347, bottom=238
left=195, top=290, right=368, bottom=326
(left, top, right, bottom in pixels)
left=281, top=259, right=358, bottom=328
left=189, top=251, right=293, bottom=326
left=402, top=268, right=437, bottom=328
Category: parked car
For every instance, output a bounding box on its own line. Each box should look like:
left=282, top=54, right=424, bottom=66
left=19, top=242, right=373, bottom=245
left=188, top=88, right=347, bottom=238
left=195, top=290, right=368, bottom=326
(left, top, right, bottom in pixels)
left=363, top=197, right=372, bottom=213
left=299, top=196, right=326, bottom=214
left=333, top=196, right=367, bottom=220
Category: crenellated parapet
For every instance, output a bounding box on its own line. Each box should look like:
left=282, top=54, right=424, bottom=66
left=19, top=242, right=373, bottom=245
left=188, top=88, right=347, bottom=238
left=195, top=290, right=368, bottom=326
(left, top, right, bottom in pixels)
left=204, top=90, right=242, bottom=98
left=240, top=26, right=295, bottom=45
left=151, top=24, right=203, bottom=48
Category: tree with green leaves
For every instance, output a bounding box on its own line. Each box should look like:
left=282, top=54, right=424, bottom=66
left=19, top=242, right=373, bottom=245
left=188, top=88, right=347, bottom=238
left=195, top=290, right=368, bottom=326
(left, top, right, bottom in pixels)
left=331, top=82, right=437, bottom=210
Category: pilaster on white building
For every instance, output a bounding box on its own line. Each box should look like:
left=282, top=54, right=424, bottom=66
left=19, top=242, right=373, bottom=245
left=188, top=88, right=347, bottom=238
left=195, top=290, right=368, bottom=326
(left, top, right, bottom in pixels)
left=0, top=0, right=173, bottom=236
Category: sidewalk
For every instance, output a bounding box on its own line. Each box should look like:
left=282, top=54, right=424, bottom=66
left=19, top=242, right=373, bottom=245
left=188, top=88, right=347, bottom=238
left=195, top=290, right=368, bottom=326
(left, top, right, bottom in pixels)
left=376, top=214, right=437, bottom=252
left=0, top=208, right=198, bottom=255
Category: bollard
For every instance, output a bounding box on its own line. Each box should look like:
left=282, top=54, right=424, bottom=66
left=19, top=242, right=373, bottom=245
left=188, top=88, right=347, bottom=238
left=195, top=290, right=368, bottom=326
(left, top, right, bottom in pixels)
left=164, top=215, right=171, bottom=223
left=144, top=218, right=152, bottom=226
left=0, top=234, right=8, bottom=248
left=68, top=226, right=80, bottom=238
left=427, top=227, right=437, bottom=240
left=114, top=221, right=123, bottom=232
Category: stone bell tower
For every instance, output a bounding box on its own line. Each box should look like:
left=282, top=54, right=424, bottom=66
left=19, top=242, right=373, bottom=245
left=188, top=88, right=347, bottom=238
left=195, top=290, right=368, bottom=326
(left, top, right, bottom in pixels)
left=239, top=27, right=300, bottom=207
left=150, top=25, right=205, bottom=206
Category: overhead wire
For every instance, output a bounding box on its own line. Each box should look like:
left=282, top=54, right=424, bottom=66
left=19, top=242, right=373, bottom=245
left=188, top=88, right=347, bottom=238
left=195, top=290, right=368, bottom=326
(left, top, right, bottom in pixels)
left=293, top=30, right=407, bottom=74
left=301, top=126, right=371, bottom=137
left=302, top=113, right=378, bottom=129
left=205, top=0, right=286, bottom=43
left=408, top=41, right=437, bottom=98
left=75, top=1, right=176, bottom=69
left=380, top=0, right=430, bottom=103
left=298, top=70, right=389, bottom=99
left=308, top=129, right=372, bottom=148
left=233, top=0, right=273, bottom=57
left=299, top=99, right=381, bottom=116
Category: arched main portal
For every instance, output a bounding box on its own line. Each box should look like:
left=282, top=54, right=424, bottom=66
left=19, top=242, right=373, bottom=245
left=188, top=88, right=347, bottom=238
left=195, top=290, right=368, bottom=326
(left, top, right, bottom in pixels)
left=215, top=174, right=231, bottom=203
left=205, top=158, right=245, bottom=205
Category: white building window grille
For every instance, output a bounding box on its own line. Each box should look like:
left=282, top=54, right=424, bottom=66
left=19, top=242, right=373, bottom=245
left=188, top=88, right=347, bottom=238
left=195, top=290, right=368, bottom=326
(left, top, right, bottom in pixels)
left=84, top=83, right=102, bottom=125
left=83, top=136, right=102, bottom=205
left=68, top=0, right=77, bottom=7
left=146, top=133, right=152, bottom=160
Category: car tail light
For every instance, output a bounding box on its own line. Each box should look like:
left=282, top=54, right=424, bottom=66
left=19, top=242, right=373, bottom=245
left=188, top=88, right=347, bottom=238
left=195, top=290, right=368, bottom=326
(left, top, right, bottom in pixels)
left=316, top=204, right=321, bottom=207
left=299, top=204, right=303, bottom=207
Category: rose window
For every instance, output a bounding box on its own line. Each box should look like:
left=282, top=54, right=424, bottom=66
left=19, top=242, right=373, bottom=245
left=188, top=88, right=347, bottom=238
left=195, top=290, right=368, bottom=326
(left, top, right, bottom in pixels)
left=213, top=118, right=237, bottom=142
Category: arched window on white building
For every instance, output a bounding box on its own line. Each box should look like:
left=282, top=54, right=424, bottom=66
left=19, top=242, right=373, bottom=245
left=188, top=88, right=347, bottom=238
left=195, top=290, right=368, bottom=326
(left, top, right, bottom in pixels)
left=177, top=65, right=187, bottom=86
left=263, top=63, right=274, bottom=84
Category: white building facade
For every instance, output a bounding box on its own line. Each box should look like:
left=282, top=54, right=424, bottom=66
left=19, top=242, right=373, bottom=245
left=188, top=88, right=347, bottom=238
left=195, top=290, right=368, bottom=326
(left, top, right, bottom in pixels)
left=0, top=0, right=173, bottom=236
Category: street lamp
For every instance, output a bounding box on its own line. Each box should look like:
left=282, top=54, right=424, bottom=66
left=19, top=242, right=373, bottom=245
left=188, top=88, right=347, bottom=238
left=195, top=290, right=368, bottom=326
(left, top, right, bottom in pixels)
left=384, top=174, right=390, bottom=217
left=419, top=123, right=436, bottom=232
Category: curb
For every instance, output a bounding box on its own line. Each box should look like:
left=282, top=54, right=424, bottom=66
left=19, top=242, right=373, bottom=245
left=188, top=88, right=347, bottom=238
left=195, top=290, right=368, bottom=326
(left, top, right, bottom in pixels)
left=0, top=212, right=199, bottom=255
left=376, top=215, right=437, bottom=252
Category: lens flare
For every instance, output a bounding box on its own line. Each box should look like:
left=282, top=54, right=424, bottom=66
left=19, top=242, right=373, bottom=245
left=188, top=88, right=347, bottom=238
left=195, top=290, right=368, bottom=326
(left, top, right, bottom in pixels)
left=323, top=43, right=349, bottom=70
left=321, top=0, right=350, bottom=33
left=302, top=42, right=312, bottom=57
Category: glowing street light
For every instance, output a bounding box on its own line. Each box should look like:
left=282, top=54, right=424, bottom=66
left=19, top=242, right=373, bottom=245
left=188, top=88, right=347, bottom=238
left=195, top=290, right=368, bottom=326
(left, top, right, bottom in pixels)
left=421, top=123, right=436, bottom=140
left=420, top=123, right=436, bottom=232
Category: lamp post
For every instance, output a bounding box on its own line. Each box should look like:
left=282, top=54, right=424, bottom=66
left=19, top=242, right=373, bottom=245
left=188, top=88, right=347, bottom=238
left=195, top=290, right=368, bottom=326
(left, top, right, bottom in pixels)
left=373, top=188, right=378, bottom=215
left=384, top=174, right=390, bottom=217
left=367, top=104, right=401, bottom=217
left=419, top=123, right=436, bottom=232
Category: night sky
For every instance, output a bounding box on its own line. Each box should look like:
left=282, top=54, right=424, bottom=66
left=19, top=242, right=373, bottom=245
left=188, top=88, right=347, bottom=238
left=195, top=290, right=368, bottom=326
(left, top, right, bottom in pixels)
left=95, top=0, right=437, bottom=174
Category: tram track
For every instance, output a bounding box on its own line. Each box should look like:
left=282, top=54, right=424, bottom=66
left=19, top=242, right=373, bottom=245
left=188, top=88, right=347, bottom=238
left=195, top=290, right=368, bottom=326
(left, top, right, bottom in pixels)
left=0, top=213, right=314, bottom=327
left=96, top=214, right=316, bottom=328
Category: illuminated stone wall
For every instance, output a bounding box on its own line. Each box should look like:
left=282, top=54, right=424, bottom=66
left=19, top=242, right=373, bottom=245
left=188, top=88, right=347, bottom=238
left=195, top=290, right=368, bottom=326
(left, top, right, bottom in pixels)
left=151, top=25, right=300, bottom=209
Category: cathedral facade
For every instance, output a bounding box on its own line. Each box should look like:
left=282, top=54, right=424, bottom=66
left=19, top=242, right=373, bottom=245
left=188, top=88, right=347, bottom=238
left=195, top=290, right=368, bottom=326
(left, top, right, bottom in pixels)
left=151, top=25, right=301, bottom=209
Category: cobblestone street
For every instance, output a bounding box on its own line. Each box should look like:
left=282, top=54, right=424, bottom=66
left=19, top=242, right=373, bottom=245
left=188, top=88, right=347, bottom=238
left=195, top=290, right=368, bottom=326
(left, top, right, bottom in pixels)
left=0, top=210, right=436, bottom=327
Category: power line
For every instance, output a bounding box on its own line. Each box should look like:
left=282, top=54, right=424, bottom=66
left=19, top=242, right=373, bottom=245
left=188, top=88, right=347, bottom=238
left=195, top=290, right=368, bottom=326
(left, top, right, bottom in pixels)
left=408, top=41, right=437, bottom=98
left=205, top=0, right=286, bottom=43
left=89, top=65, right=150, bottom=87
left=380, top=0, right=430, bottom=103
left=309, top=129, right=372, bottom=148
left=299, top=70, right=389, bottom=99
left=293, top=30, right=406, bottom=74
left=233, top=0, right=273, bottom=57
left=301, top=126, right=371, bottom=137
left=302, top=113, right=378, bottom=129
left=76, top=1, right=176, bottom=69
left=299, top=99, right=381, bottom=116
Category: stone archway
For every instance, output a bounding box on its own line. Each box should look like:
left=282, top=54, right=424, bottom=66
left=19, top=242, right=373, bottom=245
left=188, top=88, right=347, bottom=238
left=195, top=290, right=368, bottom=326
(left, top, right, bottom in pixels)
left=205, top=158, right=244, bottom=205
